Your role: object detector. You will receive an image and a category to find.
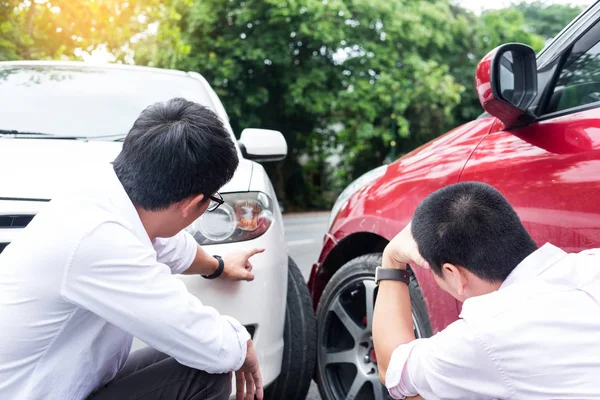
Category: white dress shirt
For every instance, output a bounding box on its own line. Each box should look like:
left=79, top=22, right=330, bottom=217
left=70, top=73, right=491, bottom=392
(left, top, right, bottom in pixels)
left=0, top=167, right=250, bottom=400
left=386, top=243, right=600, bottom=399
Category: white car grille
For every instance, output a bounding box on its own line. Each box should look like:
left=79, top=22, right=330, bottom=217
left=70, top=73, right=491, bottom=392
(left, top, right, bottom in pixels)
left=0, top=198, right=49, bottom=255
left=0, top=215, right=34, bottom=229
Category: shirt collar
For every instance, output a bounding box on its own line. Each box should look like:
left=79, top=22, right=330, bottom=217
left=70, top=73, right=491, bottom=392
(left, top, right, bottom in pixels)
left=460, top=243, right=567, bottom=320
left=500, top=243, right=567, bottom=289
left=103, top=166, right=152, bottom=246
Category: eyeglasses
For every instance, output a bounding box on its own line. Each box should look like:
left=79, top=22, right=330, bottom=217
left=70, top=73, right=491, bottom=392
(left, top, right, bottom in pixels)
left=207, top=192, right=225, bottom=212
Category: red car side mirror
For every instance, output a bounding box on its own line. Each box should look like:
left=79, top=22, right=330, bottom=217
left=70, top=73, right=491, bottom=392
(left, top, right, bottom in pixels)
left=475, top=43, right=538, bottom=129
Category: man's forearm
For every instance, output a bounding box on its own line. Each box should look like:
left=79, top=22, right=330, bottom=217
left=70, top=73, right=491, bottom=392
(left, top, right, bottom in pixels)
left=183, top=244, right=219, bottom=275
left=372, top=259, right=415, bottom=384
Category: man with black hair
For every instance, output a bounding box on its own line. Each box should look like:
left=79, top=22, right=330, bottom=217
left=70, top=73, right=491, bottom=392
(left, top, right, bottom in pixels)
left=373, top=181, right=600, bottom=399
left=0, top=98, right=263, bottom=400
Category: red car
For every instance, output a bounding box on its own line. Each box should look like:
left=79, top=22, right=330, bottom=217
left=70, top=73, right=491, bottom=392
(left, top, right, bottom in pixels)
left=309, top=4, right=600, bottom=400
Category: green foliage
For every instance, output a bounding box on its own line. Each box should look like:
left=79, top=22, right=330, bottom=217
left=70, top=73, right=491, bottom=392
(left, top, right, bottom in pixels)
left=446, top=3, right=568, bottom=129
left=0, top=0, right=587, bottom=209
left=0, top=0, right=181, bottom=61
left=515, top=1, right=584, bottom=40
left=0, top=0, right=24, bottom=61
left=144, top=0, right=470, bottom=207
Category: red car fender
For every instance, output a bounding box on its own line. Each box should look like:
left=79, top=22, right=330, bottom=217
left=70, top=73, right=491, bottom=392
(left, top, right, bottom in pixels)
left=310, top=117, right=496, bottom=333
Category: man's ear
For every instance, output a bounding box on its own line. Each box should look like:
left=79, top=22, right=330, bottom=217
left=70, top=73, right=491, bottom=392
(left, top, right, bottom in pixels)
left=178, top=194, right=205, bottom=218
left=442, top=263, right=468, bottom=297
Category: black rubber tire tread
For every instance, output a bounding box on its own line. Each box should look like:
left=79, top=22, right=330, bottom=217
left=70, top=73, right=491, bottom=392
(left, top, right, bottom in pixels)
left=264, top=257, right=317, bottom=400
left=315, top=253, right=432, bottom=400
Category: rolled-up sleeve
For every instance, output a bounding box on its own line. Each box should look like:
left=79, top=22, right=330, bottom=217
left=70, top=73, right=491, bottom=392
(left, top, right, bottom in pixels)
left=61, top=222, right=249, bottom=374
left=386, top=320, right=510, bottom=400
left=153, top=230, right=198, bottom=275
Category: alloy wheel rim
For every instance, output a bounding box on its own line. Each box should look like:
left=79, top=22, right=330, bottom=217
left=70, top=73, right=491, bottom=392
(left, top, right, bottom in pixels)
left=319, top=275, right=424, bottom=400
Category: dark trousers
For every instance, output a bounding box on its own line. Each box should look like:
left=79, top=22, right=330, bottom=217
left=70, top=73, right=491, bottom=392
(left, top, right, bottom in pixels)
left=89, top=347, right=231, bottom=400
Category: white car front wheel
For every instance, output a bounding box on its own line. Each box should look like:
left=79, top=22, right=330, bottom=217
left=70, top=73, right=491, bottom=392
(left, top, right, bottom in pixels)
left=265, top=257, right=316, bottom=400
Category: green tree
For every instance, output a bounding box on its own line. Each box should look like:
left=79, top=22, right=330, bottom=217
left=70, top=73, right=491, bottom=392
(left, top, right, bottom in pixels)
left=143, top=0, right=467, bottom=208
left=329, top=0, right=465, bottom=167
left=515, top=1, right=584, bottom=40
left=0, top=0, right=25, bottom=61
left=0, top=0, right=184, bottom=61
left=448, top=6, right=546, bottom=127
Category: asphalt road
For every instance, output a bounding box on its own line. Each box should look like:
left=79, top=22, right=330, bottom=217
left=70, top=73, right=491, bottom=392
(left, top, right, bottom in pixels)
left=284, top=212, right=330, bottom=281
left=283, top=212, right=330, bottom=400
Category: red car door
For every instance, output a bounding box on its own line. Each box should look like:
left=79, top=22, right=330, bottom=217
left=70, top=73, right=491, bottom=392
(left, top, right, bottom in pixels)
left=460, top=23, right=600, bottom=252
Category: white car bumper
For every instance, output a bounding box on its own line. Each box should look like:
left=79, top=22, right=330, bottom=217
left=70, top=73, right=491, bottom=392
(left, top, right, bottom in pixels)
left=177, top=220, right=288, bottom=388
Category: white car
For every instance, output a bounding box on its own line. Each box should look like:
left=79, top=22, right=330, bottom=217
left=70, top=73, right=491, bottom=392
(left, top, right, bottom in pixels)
left=0, top=61, right=316, bottom=400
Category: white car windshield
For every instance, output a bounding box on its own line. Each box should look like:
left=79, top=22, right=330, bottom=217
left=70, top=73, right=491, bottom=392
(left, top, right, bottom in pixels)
left=0, top=65, right=216, bottom=139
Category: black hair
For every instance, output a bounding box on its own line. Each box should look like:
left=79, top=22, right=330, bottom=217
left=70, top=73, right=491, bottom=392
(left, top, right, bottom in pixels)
left=113, top=98, right=238, bottom=211
left=411, top=181, right=537, bottom=282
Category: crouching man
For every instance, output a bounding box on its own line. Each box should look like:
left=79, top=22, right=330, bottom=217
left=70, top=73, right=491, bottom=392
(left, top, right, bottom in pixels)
left=0, top=98, right=263, bottom=400
left=374, top=181, right=600, bottom=399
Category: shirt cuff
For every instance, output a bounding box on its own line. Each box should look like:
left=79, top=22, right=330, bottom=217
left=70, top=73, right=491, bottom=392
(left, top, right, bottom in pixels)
left=223, top=316, right=251, bottom=371
left=172, top=231, right=199, bottom=275
left=386, top=341, right=420, bottom=399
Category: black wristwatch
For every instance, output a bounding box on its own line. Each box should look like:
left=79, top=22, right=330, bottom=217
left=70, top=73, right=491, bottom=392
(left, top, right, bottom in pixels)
left=202, top=255, right=224, bottom=279
left=375, top=266, right=410, bottom=286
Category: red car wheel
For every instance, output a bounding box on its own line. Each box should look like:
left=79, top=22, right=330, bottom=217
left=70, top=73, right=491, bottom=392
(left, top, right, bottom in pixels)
left=315, top=253, right=431, bottom=400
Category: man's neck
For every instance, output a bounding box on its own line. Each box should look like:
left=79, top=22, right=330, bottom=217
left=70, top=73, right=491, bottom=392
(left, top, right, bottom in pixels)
left=464, top=280, right=503, bottom=300
left=135, top=205, right=164, bottom=241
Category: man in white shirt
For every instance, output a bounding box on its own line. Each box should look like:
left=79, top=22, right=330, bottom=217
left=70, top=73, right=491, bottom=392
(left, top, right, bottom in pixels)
left=0, top=98, right=264, bottom=400
left=373, top=181, right=600, bottom=399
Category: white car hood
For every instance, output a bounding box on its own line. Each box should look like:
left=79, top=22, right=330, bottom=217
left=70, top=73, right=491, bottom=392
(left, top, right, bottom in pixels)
left=0, top=138, right=251, bottom=200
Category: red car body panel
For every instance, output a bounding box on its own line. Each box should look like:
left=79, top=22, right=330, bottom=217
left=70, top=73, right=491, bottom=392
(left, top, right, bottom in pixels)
left=310, top=106, right=600, bottom=333
left=461, top=108, right=600, bottom=253
left=310, top=117, right=495, bottom=333
left=310, top=108, right=600, bottom=334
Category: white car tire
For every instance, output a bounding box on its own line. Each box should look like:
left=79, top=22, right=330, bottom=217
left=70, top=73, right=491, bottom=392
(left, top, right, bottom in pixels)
left=265, top=257, right=316, bottom=400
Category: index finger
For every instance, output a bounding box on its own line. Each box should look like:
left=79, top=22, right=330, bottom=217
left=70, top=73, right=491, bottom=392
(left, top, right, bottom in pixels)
left=246, top=248, right=265, bottom=258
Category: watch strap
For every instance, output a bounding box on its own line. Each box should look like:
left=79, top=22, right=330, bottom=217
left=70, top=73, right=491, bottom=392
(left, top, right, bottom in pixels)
left=202, top=255, right=224, bottom=279
left=375, top=266, right=410, bottom=286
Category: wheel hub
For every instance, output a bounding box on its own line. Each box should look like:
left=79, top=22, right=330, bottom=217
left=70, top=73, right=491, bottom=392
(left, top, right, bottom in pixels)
left=358, top=345, right=377, bottom=369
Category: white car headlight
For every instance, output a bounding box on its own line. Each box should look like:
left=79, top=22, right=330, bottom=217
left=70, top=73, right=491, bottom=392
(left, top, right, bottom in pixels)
left=186, top=192, right=274, bottom=245
left=327, top=164, right=388, bottom=230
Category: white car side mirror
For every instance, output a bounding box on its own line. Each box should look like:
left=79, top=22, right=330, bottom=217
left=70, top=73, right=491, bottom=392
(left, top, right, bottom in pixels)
left=238, top=128, right=287, bottom=162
